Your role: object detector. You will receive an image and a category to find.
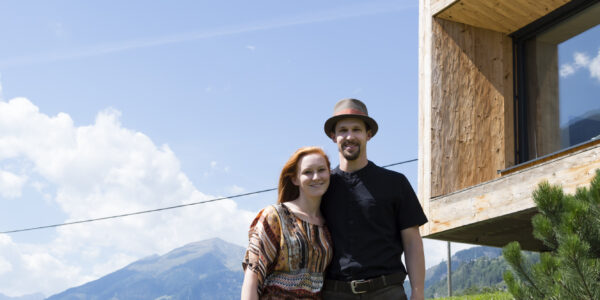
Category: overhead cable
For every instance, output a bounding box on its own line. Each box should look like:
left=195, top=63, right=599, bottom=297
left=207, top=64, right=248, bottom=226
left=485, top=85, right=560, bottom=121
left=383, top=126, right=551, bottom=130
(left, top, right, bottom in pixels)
left=1, top=158, right=417, bottom=234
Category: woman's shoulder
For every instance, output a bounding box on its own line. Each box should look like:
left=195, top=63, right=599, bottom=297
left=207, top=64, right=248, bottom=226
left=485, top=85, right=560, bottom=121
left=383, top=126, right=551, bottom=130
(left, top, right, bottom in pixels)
left=253, top=204, right=283, bottom=225
left=261, top=204, right=282, bottom=215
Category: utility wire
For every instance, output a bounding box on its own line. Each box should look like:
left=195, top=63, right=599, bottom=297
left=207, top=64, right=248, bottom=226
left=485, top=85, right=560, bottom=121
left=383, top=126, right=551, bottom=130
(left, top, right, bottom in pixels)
left=0, top=188, right=277, bottom=234
left=1, top=158, right=417, bottom=234
left=381, top=158, right=418, bottom=168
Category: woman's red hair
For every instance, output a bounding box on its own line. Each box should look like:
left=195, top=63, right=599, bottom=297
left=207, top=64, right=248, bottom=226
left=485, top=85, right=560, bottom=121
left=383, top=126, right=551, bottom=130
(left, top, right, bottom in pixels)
left=277, top=147, right=330, bottom=204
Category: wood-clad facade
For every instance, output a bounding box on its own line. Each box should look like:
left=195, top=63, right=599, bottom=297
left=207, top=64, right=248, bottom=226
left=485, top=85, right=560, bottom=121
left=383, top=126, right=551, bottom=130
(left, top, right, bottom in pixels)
left=418, top=0, right=600, bottom=250
left=430, top=18, right=514, bottom=197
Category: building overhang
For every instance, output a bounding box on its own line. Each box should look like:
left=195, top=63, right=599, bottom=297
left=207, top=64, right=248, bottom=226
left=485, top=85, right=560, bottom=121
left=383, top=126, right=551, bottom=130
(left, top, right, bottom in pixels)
left=423, top=143, right=600, bottom=251
left=432, top=0, right=571, bottom=33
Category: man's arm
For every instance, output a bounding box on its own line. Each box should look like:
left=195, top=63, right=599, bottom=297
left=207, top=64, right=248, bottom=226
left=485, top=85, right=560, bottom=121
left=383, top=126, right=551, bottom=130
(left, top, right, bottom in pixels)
left=401, top=226, right=425, bottom=300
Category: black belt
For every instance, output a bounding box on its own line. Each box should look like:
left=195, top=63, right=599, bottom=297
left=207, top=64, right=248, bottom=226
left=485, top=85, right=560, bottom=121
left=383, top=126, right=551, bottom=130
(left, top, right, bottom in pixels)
left=323, top=273, right=406, bottom=294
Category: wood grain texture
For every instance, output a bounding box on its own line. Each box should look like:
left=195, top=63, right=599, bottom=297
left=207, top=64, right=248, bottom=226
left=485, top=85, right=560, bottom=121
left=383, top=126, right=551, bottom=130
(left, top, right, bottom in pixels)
left=431, top=0, right=459, bottom=16
left=430, top=18, right=513, bottom=197
left=424, top=144, right=600, bottom=249
left=418, top=0, right=434, bottom=235
left=436, top=0, right=571, bottom=33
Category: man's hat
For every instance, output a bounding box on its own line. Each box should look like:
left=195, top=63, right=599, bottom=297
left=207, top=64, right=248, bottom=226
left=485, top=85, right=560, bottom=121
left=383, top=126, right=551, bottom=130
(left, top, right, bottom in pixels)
left=324, top=98, right=378, bottom=137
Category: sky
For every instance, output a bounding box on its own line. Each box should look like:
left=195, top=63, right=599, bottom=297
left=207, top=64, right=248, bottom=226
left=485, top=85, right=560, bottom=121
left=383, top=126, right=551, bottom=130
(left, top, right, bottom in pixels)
left=558, top=23, right=600, bottom=130
left=3, top=0, right=596, bottom=297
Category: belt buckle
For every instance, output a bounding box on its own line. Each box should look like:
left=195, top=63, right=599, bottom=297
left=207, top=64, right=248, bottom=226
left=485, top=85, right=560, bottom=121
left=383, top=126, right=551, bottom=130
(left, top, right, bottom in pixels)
left=350, top=279, right=368, bottom=294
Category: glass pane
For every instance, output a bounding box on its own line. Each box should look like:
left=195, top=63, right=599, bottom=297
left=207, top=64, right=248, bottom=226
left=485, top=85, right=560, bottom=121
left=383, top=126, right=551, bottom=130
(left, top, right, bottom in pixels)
left=558, top=24, right=600, bottom=148
left=525, top=2, right=600, bottom=160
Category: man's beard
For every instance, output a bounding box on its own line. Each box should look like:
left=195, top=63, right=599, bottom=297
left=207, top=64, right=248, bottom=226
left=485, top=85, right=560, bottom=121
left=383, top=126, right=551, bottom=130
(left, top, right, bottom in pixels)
left=341, top=143, right=361, bottom=161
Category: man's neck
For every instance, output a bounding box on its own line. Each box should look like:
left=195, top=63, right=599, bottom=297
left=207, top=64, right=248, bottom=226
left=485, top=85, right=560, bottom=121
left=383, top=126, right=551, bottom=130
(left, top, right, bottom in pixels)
left=339, top=156, right=369, bottom=173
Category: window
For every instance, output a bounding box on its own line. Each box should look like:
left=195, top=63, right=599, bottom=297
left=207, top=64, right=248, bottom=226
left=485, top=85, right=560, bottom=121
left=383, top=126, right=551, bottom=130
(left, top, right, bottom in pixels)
left=513, top=0, right=600, bottom=163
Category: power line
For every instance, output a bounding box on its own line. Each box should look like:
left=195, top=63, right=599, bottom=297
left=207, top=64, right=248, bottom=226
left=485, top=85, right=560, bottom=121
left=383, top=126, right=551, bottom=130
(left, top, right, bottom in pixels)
left=1, top=158, right=417, bottom=234
left=0, top=188, right=277, bottom=234
left=381, top=158, right=418, bottom=168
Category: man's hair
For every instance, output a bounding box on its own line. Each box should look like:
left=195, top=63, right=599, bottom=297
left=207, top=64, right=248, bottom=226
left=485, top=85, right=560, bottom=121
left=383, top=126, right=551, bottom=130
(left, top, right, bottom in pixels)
left=277, top=147, right=330, bottom=203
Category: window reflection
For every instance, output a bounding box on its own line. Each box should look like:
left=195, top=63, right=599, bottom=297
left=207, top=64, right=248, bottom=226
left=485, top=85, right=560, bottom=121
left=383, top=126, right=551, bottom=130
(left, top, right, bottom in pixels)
left=524, top=2, right=600, bottom=160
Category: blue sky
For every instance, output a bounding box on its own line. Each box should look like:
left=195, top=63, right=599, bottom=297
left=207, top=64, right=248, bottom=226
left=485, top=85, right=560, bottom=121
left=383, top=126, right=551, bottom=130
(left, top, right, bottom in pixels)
left=4, top=0, right=595, bottom=297
left=558, top=24, right=600, bottom=128
left=1, top=1, right=447, bottom=296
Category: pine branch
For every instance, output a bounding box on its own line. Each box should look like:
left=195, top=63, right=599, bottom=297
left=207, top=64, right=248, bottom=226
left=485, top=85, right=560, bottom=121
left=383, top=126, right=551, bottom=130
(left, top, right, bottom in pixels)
left=560, top=236, right=594, bottom=300
left=504, top=170, right=600, bottom=300
left=503, top=242, right=545, bottom=298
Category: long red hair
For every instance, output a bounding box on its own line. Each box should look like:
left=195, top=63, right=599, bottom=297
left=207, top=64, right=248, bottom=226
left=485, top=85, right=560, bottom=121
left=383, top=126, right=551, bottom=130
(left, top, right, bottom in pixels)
left=277, top=147, right=330, bottom=204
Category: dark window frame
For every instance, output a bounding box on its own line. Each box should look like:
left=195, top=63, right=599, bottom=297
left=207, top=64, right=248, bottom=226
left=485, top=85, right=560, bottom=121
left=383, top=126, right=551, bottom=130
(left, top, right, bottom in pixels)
left=511, top=0, right=600, bottom=165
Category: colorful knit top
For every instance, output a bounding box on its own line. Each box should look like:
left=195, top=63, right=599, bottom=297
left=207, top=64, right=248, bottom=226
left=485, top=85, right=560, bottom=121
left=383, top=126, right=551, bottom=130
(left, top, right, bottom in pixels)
left=243, top=204, right=333, bottom=299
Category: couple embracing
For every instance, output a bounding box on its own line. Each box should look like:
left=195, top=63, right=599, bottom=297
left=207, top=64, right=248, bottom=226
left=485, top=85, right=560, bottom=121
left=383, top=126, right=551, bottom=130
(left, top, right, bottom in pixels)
left=241, top=99, right=428, bottom=300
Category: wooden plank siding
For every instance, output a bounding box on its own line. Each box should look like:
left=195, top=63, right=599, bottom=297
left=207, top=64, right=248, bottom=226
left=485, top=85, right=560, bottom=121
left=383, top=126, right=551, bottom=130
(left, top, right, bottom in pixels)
left=434, top=0, right=571, bottom=34
left=426, top=144, right=600, bottom=250
left=418, top=0, right=434, bottom=235
left=431, top=0, right=459, bottom=16
left=419, top=0, right=592, bottom=250
left=430, top=18, right=514, bottom=198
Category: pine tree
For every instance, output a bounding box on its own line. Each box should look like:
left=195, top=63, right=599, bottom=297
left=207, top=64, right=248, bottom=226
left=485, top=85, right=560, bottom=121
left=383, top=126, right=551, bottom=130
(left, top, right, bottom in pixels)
left=502, top=169, right=600, bottom=300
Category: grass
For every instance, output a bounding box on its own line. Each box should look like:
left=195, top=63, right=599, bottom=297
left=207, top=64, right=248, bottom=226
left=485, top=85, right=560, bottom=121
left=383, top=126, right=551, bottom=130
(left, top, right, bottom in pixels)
left=431, top=291, right=514, bottom=300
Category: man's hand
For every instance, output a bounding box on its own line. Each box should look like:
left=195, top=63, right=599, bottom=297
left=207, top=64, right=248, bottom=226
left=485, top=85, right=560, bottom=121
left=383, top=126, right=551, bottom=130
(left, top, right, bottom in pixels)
left=401, top=226, right=425, bottom=300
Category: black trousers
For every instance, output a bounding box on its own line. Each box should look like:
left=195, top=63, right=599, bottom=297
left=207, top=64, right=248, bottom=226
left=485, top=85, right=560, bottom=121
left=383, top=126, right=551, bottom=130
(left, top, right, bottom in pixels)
left=322, top=283, right=408, bottom=300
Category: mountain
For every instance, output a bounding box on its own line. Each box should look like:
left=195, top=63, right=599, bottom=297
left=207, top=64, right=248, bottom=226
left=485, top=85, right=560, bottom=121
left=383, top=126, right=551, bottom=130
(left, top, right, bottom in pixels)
left=46, top=238, right=245, bottom=300
left=424, top=247, right=507, bottom=298
left=422, top=245, right=539, bottom=298
left=402, top=246, right=504, bottom=298
left=46, top=239, right=534, bottom=299
left=425, top=246, right=503, bottom=289
left=0, top=293, right=45, bottom=300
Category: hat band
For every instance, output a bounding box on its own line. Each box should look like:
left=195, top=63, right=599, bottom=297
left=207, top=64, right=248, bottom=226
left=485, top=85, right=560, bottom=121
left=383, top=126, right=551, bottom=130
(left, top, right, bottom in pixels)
left=334, top=108, right=367, bottom=117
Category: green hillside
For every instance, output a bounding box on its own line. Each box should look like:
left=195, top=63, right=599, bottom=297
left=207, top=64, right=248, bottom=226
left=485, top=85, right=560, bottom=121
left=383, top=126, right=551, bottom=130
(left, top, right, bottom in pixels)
left=424, top=246, right=538, bottom=299
left=426, top=255, right=508, bottom=298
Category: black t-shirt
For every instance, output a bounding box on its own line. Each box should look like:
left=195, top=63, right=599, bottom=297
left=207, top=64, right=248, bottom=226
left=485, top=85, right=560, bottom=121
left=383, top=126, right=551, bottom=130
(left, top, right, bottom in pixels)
left=321, top=161, right=428, bottom=281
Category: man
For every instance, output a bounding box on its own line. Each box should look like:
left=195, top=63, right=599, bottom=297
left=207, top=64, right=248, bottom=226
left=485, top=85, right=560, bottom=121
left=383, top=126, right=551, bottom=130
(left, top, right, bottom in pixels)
left=321, top=98, right=427, bottom=300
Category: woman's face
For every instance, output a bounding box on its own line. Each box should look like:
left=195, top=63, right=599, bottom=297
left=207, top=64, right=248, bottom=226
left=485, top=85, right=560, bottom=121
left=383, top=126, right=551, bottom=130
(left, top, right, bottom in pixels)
left=293, top=153, right=330, bottom=200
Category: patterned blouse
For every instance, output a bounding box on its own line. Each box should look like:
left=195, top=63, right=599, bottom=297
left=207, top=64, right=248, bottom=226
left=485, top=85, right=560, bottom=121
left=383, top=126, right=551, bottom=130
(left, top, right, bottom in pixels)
left=243, top=203, right=333, bottom=299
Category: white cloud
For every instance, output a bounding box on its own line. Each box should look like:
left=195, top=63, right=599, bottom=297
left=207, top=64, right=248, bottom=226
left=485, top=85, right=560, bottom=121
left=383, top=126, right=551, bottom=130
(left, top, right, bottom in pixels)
left=246, top=45, right=256, bottom=51
left=0, top=96, right=478, bottom=297
left=0, top=257, right=12, bottom=275
left=0, top=170, right=27, bottom=198
left=0, top=98, right=255, bottom=297
left=559, top=64, right=575, bottom=77
left=560, top=49, right=600, bottom=83
left=590, top=49, right=600, bottom=82
left=574, top=52, right=590, bottom=67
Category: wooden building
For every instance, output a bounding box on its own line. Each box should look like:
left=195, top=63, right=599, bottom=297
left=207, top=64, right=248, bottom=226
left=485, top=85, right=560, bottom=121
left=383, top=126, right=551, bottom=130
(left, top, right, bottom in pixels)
left=418, top=0, right=600, bottom=250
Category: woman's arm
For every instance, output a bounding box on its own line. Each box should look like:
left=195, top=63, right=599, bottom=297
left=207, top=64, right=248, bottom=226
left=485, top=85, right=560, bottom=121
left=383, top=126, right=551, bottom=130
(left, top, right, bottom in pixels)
left=241, top=268, right=259, bottom=300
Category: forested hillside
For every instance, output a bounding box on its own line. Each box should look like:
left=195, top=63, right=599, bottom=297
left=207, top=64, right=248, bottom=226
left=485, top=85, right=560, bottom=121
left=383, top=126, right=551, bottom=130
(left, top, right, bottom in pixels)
left=424, top=246, right=538, bottom=298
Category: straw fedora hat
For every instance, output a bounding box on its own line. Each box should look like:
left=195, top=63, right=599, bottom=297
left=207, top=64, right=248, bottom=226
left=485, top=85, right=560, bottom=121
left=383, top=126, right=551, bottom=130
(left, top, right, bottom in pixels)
left=324, top=98, right=378, bottom=137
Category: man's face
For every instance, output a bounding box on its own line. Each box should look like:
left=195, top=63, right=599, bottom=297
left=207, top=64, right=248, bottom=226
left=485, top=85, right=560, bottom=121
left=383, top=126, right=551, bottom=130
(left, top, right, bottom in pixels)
left=331, top=118, right=371, bottom=161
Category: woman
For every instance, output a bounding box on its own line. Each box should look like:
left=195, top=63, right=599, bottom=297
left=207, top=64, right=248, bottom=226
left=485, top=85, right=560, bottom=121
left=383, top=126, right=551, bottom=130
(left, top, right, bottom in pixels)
left=241, top=146, right=333, bottom=299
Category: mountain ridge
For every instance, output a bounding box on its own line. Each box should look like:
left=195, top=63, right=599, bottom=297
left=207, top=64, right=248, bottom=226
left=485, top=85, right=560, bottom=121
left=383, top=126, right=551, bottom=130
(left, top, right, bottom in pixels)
left=41, top=239, right=520, bottom=299
left=46, top=238, right=245, bottom=300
